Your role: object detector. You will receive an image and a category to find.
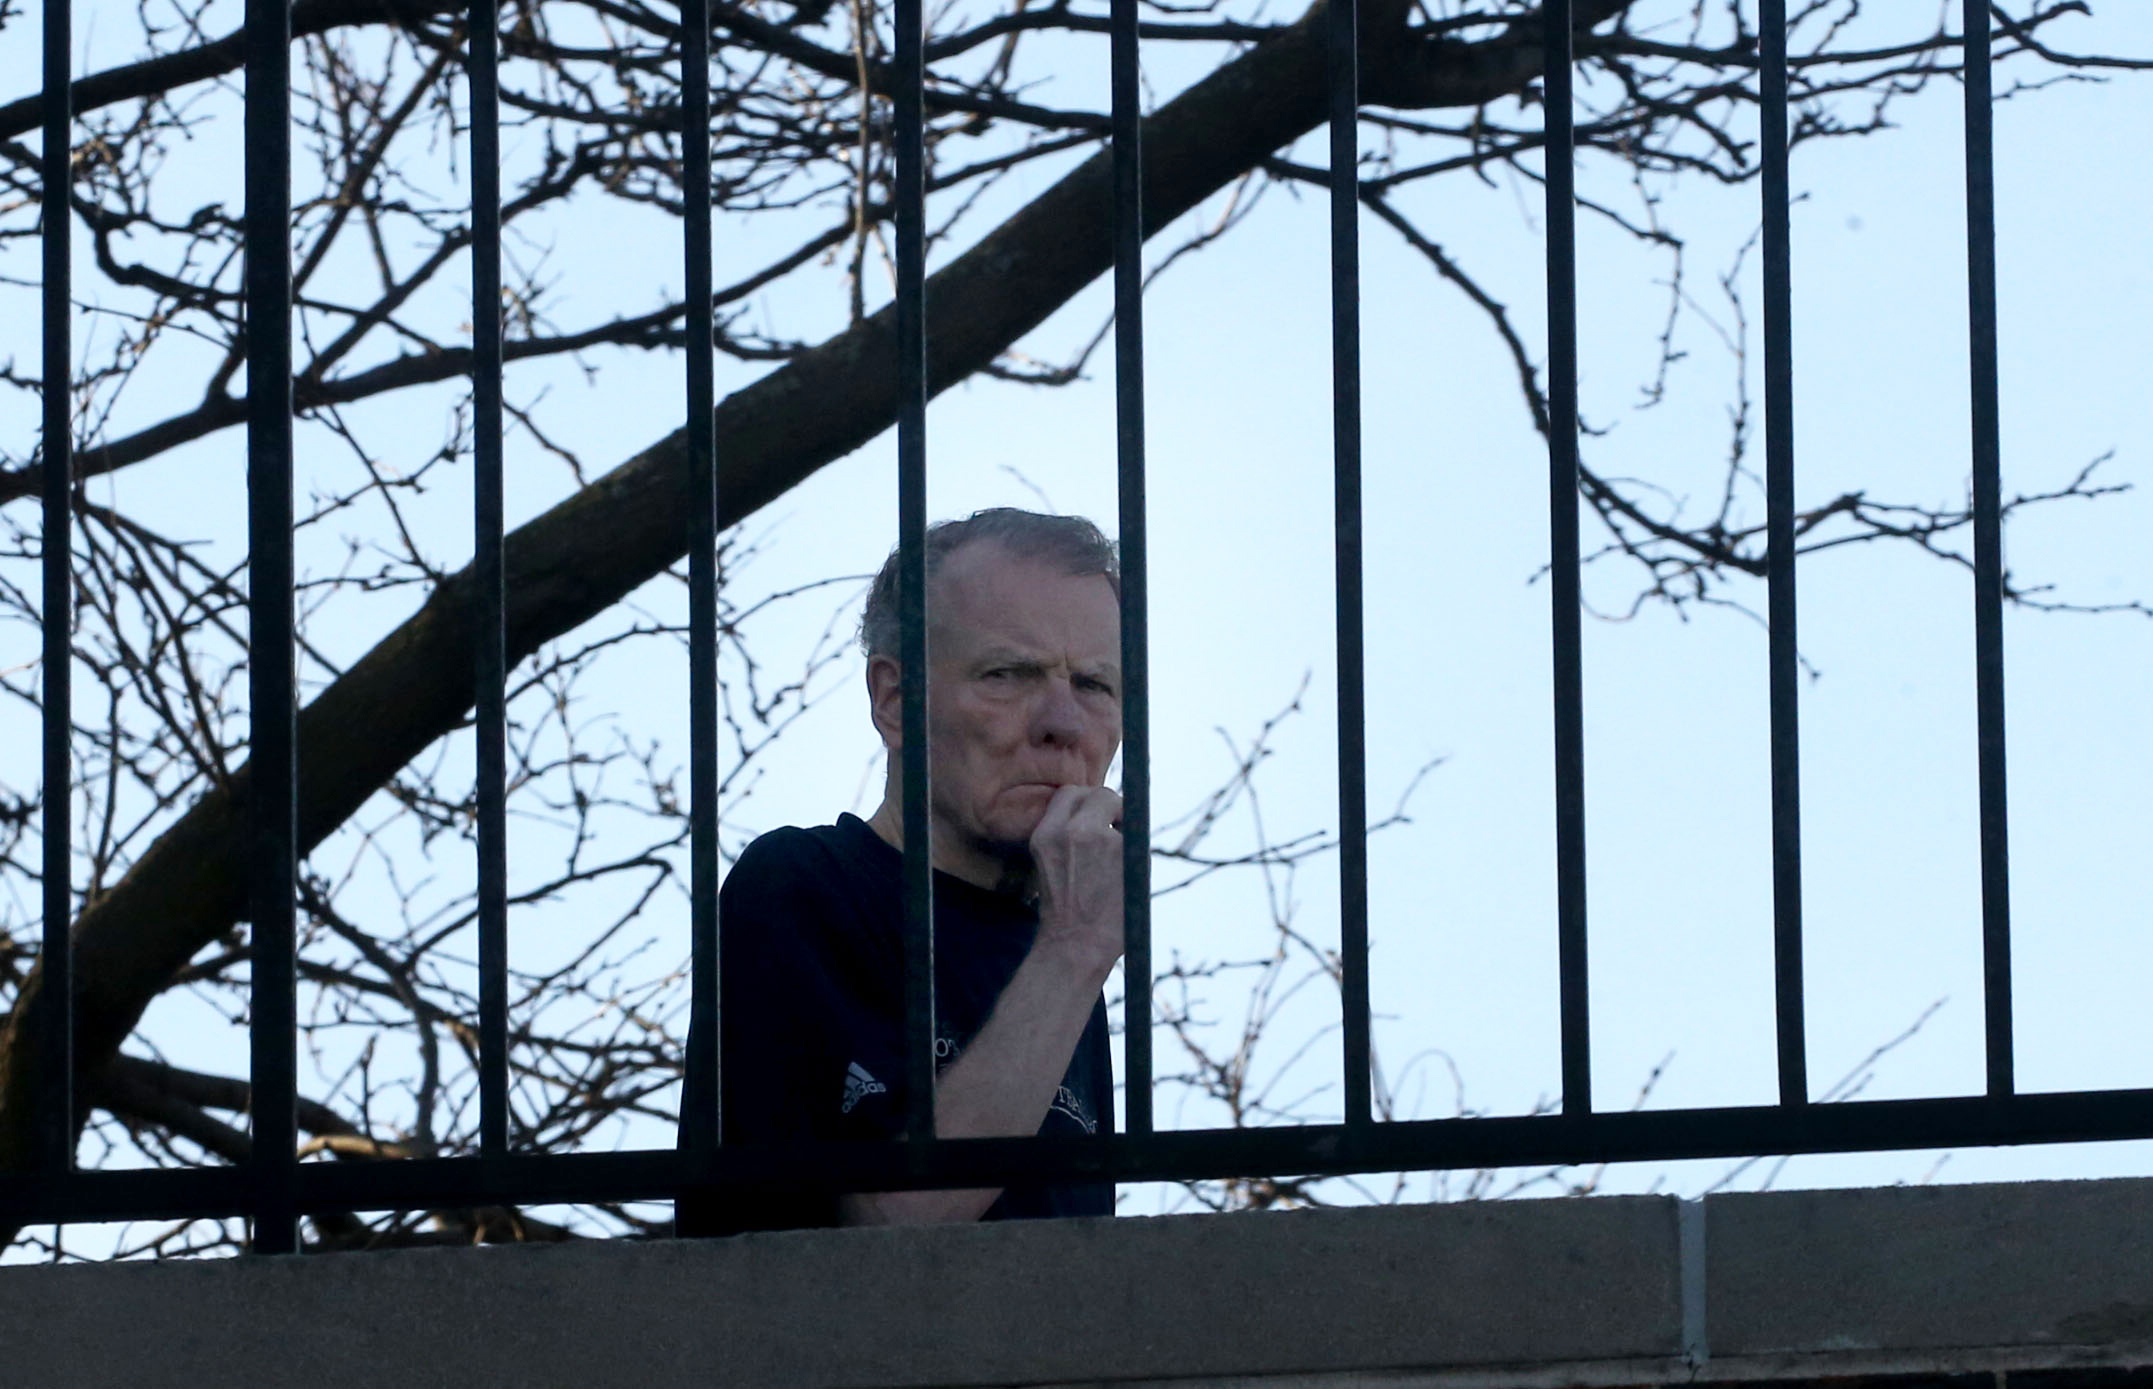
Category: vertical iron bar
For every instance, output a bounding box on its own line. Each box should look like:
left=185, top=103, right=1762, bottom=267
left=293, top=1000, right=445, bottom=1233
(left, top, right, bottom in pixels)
left=1962, top=0, right=2013, bottom=1100
left=244, top=0, right=298, bottom=1254
left=1541, top=0, right=1591, bottom=1118
left=682, top=0, right=722, bottom=1162
left=1759, top=0, right=1808, bottom=1109
left=470, top=0, right=510, bottom=1163
left=38, top=0, right=75, bottom=1185
left=1109, top=0, right=1152, bottom=1139
left=1329, top=0, right=1372, bottom=1131
left=894, top=0, right=936, bottom=1148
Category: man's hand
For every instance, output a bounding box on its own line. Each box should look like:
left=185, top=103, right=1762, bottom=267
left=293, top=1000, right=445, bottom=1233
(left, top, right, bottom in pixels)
left=1028, top=784, right=1125, bottom=978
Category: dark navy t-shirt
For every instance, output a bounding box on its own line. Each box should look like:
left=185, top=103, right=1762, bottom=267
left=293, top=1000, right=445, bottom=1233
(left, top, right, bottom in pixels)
left=692, top=813, right=1114, bottom=1232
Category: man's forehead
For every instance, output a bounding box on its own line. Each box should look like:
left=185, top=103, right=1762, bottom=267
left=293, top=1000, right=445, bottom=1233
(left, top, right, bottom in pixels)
left=929, top=544, right=1119, bottom=654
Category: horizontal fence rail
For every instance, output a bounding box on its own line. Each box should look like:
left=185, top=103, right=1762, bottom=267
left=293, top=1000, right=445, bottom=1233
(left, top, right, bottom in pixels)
left=12, top=0, right=2137, bottom=1246
left=15, top=1089, right=2153, bottom=1229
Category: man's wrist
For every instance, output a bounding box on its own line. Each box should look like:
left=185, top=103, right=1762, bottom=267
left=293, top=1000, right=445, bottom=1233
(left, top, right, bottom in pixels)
left=1028, top=928, right=1120, bottom=987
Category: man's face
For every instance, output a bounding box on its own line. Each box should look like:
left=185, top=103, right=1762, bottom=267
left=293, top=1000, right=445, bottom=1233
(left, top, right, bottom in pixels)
left=872, top=540, right=1122, bottom=863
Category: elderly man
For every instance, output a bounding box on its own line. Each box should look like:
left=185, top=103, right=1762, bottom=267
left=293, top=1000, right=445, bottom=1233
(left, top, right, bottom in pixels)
left=690, top=508, right=1125, bottom=1231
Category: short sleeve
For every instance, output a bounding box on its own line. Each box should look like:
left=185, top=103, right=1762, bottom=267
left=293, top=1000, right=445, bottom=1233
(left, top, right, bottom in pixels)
left=719, top=831, right=910, bottom=1144
left=692, top=831, right=911, bottom=1232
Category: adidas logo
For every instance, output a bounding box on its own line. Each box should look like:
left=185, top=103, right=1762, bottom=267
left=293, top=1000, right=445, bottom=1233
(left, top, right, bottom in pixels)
left=841, top=1060, right=887, bottom=1114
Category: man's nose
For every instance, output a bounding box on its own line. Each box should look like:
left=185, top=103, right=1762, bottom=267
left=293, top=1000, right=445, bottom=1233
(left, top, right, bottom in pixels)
left=1031, top=676, right=1085, bottom=746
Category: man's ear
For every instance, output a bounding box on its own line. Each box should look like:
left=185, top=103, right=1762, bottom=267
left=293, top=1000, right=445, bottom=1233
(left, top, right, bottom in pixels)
left=866, top=653, right=903, bottom=751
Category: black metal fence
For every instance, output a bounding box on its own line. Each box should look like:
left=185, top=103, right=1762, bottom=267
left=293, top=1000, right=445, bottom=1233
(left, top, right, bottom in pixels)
left=9, top=0, right=2150, bottom=1252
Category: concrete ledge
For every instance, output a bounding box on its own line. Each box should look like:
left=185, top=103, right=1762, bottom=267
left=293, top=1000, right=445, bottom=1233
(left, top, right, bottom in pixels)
left=1705, top=1178, right=2153, bottom=1380
left=2, top=1178, right=2151, bottom=1387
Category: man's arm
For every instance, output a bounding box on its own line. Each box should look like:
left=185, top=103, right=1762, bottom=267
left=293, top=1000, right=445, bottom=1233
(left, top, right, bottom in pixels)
left=838, top=938, right=1110, bottom=1225
left=840, top=786, right=1124, bottom=1226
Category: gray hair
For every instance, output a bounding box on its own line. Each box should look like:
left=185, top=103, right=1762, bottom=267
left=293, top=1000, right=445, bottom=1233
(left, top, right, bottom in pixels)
left=859, top=508, right=1120, bottom=660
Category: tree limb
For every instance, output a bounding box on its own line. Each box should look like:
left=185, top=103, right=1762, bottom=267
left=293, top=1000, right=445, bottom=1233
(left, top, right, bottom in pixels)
left=0, top=0, right=463, bottom=143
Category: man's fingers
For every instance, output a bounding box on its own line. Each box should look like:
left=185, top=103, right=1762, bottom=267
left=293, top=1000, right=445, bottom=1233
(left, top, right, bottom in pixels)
left=1030, top=785, right=1124, bottom=848
left=1066, top=787, right=1123, bottom=832
left=1030, top=784, right=1088, bottom=845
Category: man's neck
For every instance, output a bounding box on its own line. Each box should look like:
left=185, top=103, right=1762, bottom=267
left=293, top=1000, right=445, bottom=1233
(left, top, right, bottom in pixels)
left=865, top=797, right=1030, bottom=897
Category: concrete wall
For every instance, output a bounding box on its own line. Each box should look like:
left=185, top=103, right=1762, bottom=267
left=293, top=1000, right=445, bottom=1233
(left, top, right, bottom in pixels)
left=5, top=1177, right=2153, bottom=1387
